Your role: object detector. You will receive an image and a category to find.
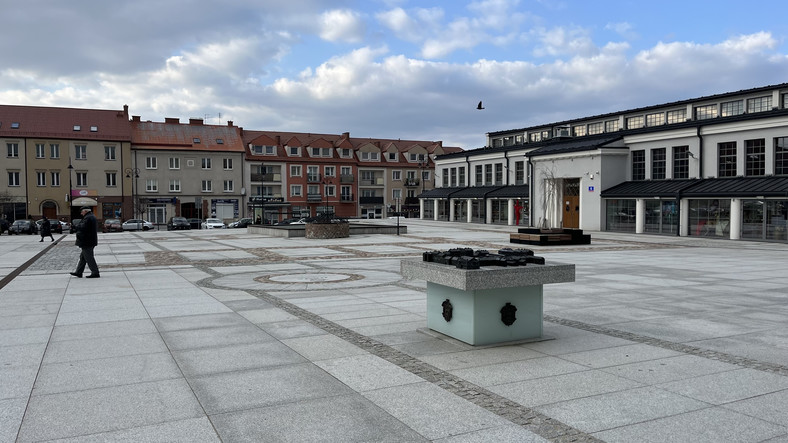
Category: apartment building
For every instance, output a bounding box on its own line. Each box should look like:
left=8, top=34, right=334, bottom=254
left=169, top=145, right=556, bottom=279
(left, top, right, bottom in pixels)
left=1, top=105, right=131, bottom=223
left=429, top=83, right=788, bottom=242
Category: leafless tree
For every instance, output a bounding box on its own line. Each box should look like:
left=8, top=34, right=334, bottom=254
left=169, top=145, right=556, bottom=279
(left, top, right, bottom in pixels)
left=538, top=164, right=559, bottom=229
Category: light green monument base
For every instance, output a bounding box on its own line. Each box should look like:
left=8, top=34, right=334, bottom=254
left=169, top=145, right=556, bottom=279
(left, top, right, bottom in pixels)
left=426, top=282, right=543, bottom=346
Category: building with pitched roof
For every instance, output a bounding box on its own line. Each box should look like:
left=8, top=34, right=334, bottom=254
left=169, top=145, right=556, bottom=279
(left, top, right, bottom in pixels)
left=1, top=104, right=131, bottom=223
left=429, top=83, right=788, bottom=242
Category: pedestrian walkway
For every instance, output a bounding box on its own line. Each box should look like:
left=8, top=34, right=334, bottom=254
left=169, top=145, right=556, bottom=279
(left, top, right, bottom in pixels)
left=1, top=220, right=787, bottom=442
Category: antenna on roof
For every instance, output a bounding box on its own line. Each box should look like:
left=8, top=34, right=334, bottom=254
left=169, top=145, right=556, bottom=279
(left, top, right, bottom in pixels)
left=203, top=113, right=222, bottom=124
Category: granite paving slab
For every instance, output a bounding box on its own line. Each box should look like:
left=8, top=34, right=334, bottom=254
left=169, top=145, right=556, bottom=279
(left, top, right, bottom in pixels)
left=171, top=341, right=306, bottom=377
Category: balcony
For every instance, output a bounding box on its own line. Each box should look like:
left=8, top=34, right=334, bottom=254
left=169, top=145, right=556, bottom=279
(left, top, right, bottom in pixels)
left=359, top=177, right=384, bottom=186
left=251, top=173, right=281, bottom=182
left=307, top=193, right=323, bottom=202
left=404, top=178, right=420, bottom=187
left=359, top=196, right=384, bottom=205
left=340, top=174, right=354, bottom=183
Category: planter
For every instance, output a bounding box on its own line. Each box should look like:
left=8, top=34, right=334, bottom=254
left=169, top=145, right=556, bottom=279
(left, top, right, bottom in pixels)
left=305, top=221, right=349, bottom=239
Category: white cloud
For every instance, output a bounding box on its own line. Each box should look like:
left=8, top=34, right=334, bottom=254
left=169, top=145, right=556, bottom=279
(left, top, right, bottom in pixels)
left=605, top=22, right=637, bottom=40
left=319, top=9, right=365, bottom=43
left=532, top=26, right=598, bottom=57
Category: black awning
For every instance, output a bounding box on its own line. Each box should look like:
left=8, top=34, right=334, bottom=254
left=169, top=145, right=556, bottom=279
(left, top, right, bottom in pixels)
left=601, top=179, right=699, bottom=198
left=417, top=186, right=465, bottom=198
left=681, top=176, right=788, bottom=197
left=450, top=185, right=506, bottom=198
left=487, top=184, right=529, bottom=198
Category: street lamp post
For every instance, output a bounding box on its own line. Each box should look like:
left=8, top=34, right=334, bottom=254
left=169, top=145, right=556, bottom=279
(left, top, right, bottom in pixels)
left=125, top=168, right=140, bottom=231
left=260, top=162, right=265, bottom=224
left=321, top=177, right=333, bottom=221
left=67, top=160, right=74, bottom=225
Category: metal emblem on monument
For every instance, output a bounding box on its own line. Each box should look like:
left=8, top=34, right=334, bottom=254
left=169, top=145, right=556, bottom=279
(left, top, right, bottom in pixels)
left=441, top=299, right=453, bottom=322
left=500, top=302, right=517, bottom=326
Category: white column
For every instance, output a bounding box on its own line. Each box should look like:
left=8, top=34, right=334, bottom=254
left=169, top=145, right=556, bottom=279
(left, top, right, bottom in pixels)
left=635, top=199, right=646, bottom=234
left=680, top=199, right=689, bottom=236
left=486, top=199, right=493, bottom=224
left=729, top=198, right=742, bottom=240
left=507, top=199, right=515, bottom=225
left=449, top=199, right=455, bottom=221
left=433, top=199, right=439, bottom=221
left=466, top=199, right=472, bottom=223
left=419, top=199, right=424, bottom=220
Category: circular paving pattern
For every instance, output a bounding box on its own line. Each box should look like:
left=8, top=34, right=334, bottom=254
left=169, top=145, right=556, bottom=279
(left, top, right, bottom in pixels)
left=211, top=267, right=404, bottom=291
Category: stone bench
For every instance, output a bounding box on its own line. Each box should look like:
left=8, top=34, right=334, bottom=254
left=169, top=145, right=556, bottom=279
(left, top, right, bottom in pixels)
left=510, top=228, right=590, bottom=246
left=401, top=252, right=575, bottom=346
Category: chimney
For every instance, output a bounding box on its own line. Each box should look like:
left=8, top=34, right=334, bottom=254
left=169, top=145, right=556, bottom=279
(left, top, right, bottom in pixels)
left=275, top=135, right=280, bottom=145
left=342, top=132, right=350, bottom=139
left=189, top=118, right=204, bottom=125
left=131, top=115, right=141, bottom=122
left=165, top=117, right=180, bottom=124
left=123, top=104, right=129, bottom=117
left=227, top=121, right=233, bottom=127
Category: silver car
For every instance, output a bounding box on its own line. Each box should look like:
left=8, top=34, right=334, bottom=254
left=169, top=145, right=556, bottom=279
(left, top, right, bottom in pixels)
left=201, top=218, right=226, bottom=229
left=121, top=219, right=154, bottom=231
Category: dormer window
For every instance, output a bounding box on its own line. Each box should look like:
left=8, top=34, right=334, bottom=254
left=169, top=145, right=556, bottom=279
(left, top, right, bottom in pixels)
left=216, top=139, right=224, bottom=144
left=73, top=125, right=81, bottom=131
left=11, top=122, right=20, bottom=129
left=388, top=152, right=398, bottom=161
left=90, top=126, right=98, bottom=132
left=193, top=138, right=201, bottom=143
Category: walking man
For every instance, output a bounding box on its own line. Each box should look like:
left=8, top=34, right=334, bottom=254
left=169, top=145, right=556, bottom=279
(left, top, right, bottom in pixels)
left=70, top=207, right=100, bottom=278
left=40, top=216, right=54, bottom=242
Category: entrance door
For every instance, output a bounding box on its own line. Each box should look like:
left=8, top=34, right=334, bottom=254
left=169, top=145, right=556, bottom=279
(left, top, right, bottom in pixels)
left=563, top=179, right=580, bottom=229
left=42, top=201, right=57, bottom=219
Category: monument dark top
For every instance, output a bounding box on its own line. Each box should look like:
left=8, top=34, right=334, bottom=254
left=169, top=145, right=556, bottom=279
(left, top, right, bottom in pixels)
left=422, top=248, right=545, bottom=269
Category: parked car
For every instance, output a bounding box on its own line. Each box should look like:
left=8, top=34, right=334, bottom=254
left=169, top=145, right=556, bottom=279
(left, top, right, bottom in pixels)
left=187, top=218, right=202, bottom=229
left=122, top=219, right=154, bottom=231
left=69, top=218, right=82, bottom=234
left=35, top=219, right=63, bottom=234
left=167, top=216, right=191, bottom=230
left=59, top=220, right=71, bottom=233
left=10, top=219, right=38, bottom=235
left=102, top=218, right=122, bottom=233
left=274, top=218, right=299, bottom=226
left=0, top=218, right=9, bottom=234
left=201, top=218, right=226, bottom=229
left=228, top=218, right=252, bottom=228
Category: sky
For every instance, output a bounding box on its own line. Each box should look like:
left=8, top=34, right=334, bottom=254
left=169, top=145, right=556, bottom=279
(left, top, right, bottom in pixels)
left=2, top=0, right=788, bottom=149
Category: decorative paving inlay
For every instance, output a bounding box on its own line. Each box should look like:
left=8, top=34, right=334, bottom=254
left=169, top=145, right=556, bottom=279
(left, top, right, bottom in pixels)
left=260, top=273, right=361, bottom=284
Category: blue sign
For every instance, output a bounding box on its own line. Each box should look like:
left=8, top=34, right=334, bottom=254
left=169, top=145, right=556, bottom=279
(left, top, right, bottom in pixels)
left=588, top=186, right=595, bottom=192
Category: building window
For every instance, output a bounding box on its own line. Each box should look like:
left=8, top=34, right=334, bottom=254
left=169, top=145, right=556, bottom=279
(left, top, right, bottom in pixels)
left=146, top=156, right=157, bottom=169
left=290, top=185, right=302, bottom=197
left=76, top=172, right=88, bottom=187
left=290, top=165, right=302, bottom=177
left=146, top=179, right=158, bottom=192
left=587, top=122, right=604, bottom=135
left=202, top=158, right=212, bottom=169
left=75, top=145, right=87, bottom=160
left=651, top=148, right=666, bottom=180
left=50, top=144, right=60, bottom=158
left=37, top=171, right=46, bottom=187
left=515, top=161, right=525, bottom=184
left=745, top=139, right=765, bottom=176
left=442, top=169, right=449, bottom=187
left=341, top=185, right=352, bottom=201
left=667, top=109, right=687, bottom=124
left=475, top=165, right=483, bottom=185
left=51, top=171, right=60, bottom=186
left=646, top=112, right=665, bottom=127
left=8, top=171, right=20, bottom=186
left=494, top=163, right=503, bottom=185
left=104, top=145, right=116, bottom=160
left=632, top=150, right=645, bottom=180
left=341, top=148, right=351, bottom=158
left=288, top=146, right=300, bottom=156
left=325, top=184, right=335, bottom=197
left=324, top=166, right=335, bottom=177
left=106, top=172, right=117, bottom=187
left=392, top=188, right=402, bottom=200
left=529, top=132, right=541, bottom=142
left=169, top=180, right=181, bottom=192
left=169, top=157, right=180, bottom=169
left=307, top=166, right=320, bottom=182
left=392, top=170, right=401, bottom=181
left=747, top=96, right=772, bottom=113
left=626, top=116, right=644, bottom=129
left=36, top=144, right=46, bottom=158
left=718, top=142, right=737, bottom=177
left=7, top=143, right=19, bottom=158
left=201, top=180, right=212, bottom=192
left=223, top=180, right=234, bottom=192
left=458, top=166, right=465, bottom=186
left=450, top=168, right=457, bottom=187
left=572, top=125, right=586, bottom=137
left=776, top=137, right=788, bottom=175
left=694, top=104, right=717, bottom=120
left=721, top=100, right=744, bottom=117
left=673, top=146, right=689, bottom=179
left=223, top=158, right=233, bottom=170
left=605, top=120, right=620, bottom=132
left=388, top=152, right=398, bottom=161
left=308, top=184, right=319, bottom=196
left=361, top=151, right=379, bottom=161
left=484, top=164, right=492, bottom=185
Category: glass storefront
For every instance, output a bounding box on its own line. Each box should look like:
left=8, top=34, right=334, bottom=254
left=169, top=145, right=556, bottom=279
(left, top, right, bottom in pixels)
left=453, top=200, right=467, bottom=221
left=605, top=199, right=636, bottom=232
left=471, top=200, right=485, bottom=223
left=689, top=199, right=731, bottom=238
left=437, top=200, right=449, bottom=220
left=644, top=199, right=678, bottom=235
left=742, top=199, right=788, bottom=242
left=422, top=199, right=434, bottom=219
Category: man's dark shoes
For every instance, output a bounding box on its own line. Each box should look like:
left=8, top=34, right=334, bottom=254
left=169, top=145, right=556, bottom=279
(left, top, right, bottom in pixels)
left=86, top=274, right=100, bottom=279
left=70, top=272, right=82, bottom=278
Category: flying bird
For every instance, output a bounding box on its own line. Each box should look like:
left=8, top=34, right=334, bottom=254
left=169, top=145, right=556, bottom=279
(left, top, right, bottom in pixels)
left=476, top=101, right=485, bottom=110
